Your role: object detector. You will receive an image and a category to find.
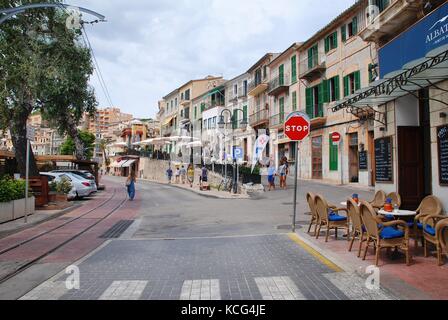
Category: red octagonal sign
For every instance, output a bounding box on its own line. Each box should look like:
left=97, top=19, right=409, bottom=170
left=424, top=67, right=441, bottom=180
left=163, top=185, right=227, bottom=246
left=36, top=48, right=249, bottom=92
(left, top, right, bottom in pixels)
left=285, top=113, right=311, bottom=142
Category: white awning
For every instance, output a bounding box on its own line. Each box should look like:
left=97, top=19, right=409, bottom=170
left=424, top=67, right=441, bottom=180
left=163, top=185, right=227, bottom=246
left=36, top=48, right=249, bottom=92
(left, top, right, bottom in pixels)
left=121, top=159, right=136, bottom=168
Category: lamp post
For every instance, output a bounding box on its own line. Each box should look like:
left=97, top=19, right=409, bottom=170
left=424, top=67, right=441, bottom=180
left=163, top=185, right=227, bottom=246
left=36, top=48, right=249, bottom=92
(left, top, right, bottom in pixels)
left=217, top=108, right=248, bottom=194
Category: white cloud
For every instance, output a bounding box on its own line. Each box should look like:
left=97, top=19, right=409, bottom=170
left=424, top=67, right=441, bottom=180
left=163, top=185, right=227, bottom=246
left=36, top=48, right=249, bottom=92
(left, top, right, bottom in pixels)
left=66, top=0, right=356, bottom=118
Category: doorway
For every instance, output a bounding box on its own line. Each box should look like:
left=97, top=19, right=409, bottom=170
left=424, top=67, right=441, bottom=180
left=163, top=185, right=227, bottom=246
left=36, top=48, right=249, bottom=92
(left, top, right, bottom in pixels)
left=397, top=90, right=432, bottom=209
left=312, top=136, right=322, bottom=179
left=348, top=133, right=359, bottom=183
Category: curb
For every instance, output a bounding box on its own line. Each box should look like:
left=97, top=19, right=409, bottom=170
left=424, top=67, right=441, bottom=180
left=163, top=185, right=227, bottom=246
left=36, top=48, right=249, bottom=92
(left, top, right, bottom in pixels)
left=139, top=179, right=250, bottom=200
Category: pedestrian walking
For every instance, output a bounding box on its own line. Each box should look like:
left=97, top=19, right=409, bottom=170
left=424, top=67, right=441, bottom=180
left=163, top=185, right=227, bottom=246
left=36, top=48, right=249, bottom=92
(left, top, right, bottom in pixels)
left=267, top=163, right=277, bottom=191
left=180, top=165, right=187, bottom=184
left=126, top=172, right=137, bottom=201
left=175, top=167, right=180, bottom=184
left=200, top=165, right=208, bottom=189
left=166, top=167, right=173, bottom=184
left=282, top=156, right=289, bottom=189
left=279, top=160, right=287, bottom=190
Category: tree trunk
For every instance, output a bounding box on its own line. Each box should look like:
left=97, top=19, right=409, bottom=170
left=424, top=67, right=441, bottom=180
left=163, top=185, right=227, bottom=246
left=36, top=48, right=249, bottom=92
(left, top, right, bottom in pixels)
left=10, top=112, right=39, bottom=177
left=66, top=115, right=84, bottom=160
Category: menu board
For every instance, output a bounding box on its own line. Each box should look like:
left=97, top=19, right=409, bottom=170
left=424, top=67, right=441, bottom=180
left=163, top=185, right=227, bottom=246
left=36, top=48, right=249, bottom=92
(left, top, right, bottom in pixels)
left=438, top=125, right=448, bottom=186
left=359, top=151, right=368, bottom=171
left=375, top=137, right=393, bottom=183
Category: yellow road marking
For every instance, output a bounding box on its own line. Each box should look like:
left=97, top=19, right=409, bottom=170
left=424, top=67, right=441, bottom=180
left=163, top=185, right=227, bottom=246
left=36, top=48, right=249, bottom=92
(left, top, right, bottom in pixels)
left=288, top=233, right=344, bottom=273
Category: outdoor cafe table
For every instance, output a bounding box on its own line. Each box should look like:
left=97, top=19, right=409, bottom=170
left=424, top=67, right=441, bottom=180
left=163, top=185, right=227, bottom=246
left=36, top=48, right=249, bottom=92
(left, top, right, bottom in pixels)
left=340, top=202, right=360, bottom=207
left=378, top=210, right=417, bottom=217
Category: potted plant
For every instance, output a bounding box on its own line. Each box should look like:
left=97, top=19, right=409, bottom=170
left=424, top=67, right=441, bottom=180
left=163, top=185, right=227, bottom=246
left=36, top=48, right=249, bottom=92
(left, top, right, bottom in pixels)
left=0, top=177, right=14, bottom=223
left=55, top=177, right=73, bottom=202
left=48, top=180, right=58, bottom=203
left=239, top=166, right=262, bottom=184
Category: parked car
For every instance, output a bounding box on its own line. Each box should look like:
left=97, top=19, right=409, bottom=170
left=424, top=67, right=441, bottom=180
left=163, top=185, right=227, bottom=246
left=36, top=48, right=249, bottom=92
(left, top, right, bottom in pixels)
left=51, top=170, right=97, bottom=192
left=41, top=172, right=95, bottom=200
left=40, top=173, right=77, bottom=200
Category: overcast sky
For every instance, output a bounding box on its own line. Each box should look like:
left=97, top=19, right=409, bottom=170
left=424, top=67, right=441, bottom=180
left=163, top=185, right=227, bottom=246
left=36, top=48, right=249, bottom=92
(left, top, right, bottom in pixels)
left=66, top=0, right=356, bottom=118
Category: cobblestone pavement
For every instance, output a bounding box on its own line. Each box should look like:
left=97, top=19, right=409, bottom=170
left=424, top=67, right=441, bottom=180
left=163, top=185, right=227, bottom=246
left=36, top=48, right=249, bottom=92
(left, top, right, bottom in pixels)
left=20, top=234, right=394, bottom=300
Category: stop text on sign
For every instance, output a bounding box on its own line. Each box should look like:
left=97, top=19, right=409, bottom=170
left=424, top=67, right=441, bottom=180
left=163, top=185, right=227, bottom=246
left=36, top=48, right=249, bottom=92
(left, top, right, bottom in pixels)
left=285, top=125, right=309, bottom=132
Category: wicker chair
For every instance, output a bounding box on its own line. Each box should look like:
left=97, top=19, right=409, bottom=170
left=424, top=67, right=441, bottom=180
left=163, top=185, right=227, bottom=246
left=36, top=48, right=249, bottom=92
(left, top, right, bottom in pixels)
left=437, top=219, right=448, bottom=258
left=413, top=196, right=444, bottom=250
left=370, top=190, right=386, bottom=209
left=422, top=215, right=448, bottom=266
left=347, top=198, right=366, bottom=257
left=306, top=192, right=319, bottom=236
left=360, top=200, right=411, bottom=266
left=315, top=195, right=349, bottom=242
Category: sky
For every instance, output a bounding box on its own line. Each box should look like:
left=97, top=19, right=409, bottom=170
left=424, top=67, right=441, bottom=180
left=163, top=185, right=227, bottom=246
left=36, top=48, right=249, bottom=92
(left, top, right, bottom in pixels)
left=67, top=0, right=357, bottom=119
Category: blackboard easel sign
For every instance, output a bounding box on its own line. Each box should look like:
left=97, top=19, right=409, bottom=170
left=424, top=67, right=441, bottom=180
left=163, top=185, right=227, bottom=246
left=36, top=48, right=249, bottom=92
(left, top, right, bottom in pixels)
left=375, top=136, right=393, bottom=183
left=438, top=125, right=448, bottom=186
left=359, top=151, right=368, bottom=171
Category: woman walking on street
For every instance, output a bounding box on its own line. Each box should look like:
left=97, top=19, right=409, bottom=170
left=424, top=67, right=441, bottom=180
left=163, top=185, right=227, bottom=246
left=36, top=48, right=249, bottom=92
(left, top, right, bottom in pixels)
left=126, top=172, right=137, bottom=201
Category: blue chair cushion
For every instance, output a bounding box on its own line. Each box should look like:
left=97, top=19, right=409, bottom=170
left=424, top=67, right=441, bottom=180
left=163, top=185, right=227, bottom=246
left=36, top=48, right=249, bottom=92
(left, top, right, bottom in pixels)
left=424, top=225, right=436, bottom=236
left=362, top=225, right=367, bottom=232
left=380, top=227, right=405, bottom=240
left=417, top=223, right=423, bottom=230
left=407, top=222, right=414, bottom=228
left=385, top=214, right=395, bottom=221
left=328, top=214, right=347, bottom=222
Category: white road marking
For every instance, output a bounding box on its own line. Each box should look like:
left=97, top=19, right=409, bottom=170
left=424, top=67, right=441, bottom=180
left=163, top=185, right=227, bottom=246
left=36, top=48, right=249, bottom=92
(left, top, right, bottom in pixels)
left=255, top=277, right=306, bottom=300
left=99, top=281, right=147, bottom=300
left=180, top=279, right=221, bottom=300
left=20, top=281, right=70, bottom=300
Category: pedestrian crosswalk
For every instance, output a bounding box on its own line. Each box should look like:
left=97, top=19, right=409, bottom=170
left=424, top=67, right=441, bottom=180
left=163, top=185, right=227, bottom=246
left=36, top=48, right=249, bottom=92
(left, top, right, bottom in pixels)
left=20, top=274, right=393, bottom=300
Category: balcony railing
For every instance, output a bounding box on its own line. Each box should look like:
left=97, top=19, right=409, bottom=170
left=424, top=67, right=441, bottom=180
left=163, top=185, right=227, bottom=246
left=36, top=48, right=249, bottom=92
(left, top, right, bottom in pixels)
left=248, top=76, right=269, bottom=96
left=270, top=112, right=286, bottom=128
left=249, top=109, right=269, bottom=127
left=268, top=74, right=290, bottom=96
left=299, top=53, right=326, bottom=81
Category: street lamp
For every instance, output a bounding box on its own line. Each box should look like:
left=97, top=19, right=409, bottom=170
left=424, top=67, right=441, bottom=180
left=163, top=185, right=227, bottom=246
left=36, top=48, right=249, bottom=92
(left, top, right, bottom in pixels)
left=217, top=108, right=248, bottom=194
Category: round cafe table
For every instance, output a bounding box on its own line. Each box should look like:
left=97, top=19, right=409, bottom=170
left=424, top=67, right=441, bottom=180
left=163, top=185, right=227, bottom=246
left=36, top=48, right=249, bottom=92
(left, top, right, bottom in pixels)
left=340, top=202, right=361, bottom=207
left=378, top=209, right=417, bottom=217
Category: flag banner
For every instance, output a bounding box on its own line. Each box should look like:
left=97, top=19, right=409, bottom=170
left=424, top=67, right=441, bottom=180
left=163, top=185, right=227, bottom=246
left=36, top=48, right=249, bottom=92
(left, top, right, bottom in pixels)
left=251, top=134, right=270, bottom=173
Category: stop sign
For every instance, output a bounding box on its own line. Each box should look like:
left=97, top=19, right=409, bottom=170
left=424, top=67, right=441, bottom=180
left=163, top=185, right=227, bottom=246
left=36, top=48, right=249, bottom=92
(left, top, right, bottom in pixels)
left=331, top=132, right=341, bottom=144
left=285, top=113, right=311, bottom=141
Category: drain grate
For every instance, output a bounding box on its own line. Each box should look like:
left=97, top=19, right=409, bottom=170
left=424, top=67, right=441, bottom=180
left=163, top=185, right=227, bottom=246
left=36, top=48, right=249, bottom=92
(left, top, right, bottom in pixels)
left=100, top=220, right=134, bottom=239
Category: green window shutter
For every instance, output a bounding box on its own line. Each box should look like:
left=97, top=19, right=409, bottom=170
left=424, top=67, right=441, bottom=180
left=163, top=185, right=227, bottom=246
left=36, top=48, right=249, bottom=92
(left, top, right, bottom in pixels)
left=279, top=64, right=284, bottom=86
left=352, top=16, right=358, bottom=35
left=232, top=110, right=238, bottom=129
left=343, top=76, right=349, bottom=97
left=334, top=76, right=340, bottom=101
left=325, top=36, right=330, bottom=53
left=194, top=107, right=197, bottom=119
left=341, top=25, right=347, bottom=42
left=308, top=48, right=313, bottom=69
left=243, top=105, right=248, bottom=122
left=321, top=80, right=329, bottom=103
left=329, top=135, right=338, bottom=171
left=354, top=71, right=361, bottom=91
left=318, top=82, right=324, bottom=105
left=201, top=103, right=205, bottom=113
left=333, top=31, right=338, bottom=49
left=291, top=55, right=297, bottom=83
left=292, top=91, right=297, bottom=111
left=279, top=97, right=285, bottom=114
left=306, top=88, right=313, bottom=118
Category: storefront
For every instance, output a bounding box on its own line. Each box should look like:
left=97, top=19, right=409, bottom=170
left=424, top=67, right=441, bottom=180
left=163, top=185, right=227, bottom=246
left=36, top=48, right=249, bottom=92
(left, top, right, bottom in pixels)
left=333, top=2, right=448, bottom=209
left=110, top=156, right=140, bottom=177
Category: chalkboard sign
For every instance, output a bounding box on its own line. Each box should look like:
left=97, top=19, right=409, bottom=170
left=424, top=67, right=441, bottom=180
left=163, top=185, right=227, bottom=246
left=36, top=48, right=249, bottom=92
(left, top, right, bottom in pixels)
left=359, top=151, right=368, bottom=171
left=375, top=137, right=393, bottom=183
left=438, top=125, right=448, bottom=186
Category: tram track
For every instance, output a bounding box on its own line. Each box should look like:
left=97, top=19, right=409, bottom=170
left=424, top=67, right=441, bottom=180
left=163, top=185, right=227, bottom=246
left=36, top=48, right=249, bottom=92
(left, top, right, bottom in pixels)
left=0, top=187, right=128, bottom=285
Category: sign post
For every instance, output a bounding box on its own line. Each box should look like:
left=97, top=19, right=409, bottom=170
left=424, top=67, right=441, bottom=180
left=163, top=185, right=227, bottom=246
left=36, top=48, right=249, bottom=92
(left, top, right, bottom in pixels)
left=284, top=112, right=311, bottom=232
left=24, top=126, right=35, bottom=224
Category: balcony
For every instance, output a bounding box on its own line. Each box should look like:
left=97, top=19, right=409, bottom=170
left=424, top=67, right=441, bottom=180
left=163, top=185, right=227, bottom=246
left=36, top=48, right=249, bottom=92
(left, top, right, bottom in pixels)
left=249, top=109, right=269, bottom=127
left=180, top=98, right=191, bottom=106
left=270, top=112, right=286, bottom=129
left=268, top=74, right=290, bottom=97
left=248, top=78, right=269, bottom=97
left=227, top=92, right=238, bottom=104
left=299, top=53, right=326, bottom=81
left=359, top=0, right=421, bottom=45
